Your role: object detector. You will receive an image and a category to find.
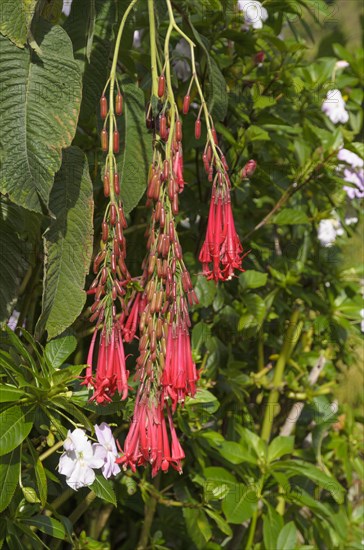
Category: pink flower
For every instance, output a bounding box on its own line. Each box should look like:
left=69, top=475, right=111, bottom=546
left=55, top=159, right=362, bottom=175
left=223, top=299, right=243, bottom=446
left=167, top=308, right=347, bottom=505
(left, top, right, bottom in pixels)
left=92, top=423, right=121, bottom=479
left=83, top=323, right=129, bottom=404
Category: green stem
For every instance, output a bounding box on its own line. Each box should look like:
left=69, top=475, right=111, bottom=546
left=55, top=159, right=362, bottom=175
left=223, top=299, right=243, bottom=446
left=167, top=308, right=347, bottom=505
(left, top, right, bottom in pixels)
left=148, top=0, right=158, bottom=97
left=261, top=308, right=301, bottom=442
left=39, top=440, right=64, bottom=462
left=107, top=0, right=139, bottom=203
left=245, top=477, right=264, bottom=549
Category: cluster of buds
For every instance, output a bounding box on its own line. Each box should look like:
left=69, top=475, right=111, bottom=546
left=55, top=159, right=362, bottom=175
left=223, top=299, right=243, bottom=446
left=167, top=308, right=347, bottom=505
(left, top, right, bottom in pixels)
left=83, top=84, right=131, bottom=404
left=117, top=76, right=199, bottom=475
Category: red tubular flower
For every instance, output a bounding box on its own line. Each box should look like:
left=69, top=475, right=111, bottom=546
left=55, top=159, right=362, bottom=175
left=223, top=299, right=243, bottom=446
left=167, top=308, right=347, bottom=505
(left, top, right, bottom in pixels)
left=117, top=396, right=185, bottom=476
left=121, top=292, right=145, bottom=343
left=162, top=322, right=198, bottom=411
left=199, top=190, right=246, bottom=282
left=82, top=323, right=129, bottom=404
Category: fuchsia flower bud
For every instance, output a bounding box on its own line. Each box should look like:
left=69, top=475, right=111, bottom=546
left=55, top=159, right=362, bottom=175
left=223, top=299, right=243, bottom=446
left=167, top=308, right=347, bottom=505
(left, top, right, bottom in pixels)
left=241, top=159, right=257, bottom=178
left=254, top=51, right=265, bottom=64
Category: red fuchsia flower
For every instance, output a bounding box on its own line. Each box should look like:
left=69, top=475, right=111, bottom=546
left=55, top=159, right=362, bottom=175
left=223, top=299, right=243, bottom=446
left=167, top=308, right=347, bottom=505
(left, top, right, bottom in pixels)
left=161, top=322, right=198, bottom=411
left=83, top=323, right=129, bottom=404
left=173, top=146, right=185, bottom=191
left=199, top=190, right=246, bottom=282
left=116, top=395, right=185, bottom=476
left=121, top=292, right=146, bottom=343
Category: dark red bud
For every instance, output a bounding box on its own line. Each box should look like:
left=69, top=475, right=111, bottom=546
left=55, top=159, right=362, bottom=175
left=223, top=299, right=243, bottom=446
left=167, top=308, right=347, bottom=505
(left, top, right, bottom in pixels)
left=158, top=75, right=165, bottom=98
left=100, top=95, right=108, bottom=120
left=103, top=172, right=110, bottom=197
left=241, top=159, right=257, bottom=179
left=101, top=129, right=108, bottom=152
left=195, top=119, right=201, bottom=140
left=113, top=130, right=119, bottom=153
left=114, top=173, right=120, bottom=195
left=160, top=114, right=167, bottom=140
left=183, top=94, right=191, bottom=115
left=254, top=51, right=265, bottom=64
left=102, top=221, right=108, bottom=242
left=176, top=120, right=182, bottom=142
left=115, top=92, right=123, bottom=115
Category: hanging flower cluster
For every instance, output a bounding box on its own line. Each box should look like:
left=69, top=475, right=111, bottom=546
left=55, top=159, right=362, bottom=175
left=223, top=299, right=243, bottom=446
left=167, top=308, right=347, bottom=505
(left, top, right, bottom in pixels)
left=77, top=0, right=249, bottom=481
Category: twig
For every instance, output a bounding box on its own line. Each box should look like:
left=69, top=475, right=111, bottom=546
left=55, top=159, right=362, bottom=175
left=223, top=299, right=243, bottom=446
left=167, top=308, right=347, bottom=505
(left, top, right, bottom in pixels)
left=279, top=354, right=326, bottom=437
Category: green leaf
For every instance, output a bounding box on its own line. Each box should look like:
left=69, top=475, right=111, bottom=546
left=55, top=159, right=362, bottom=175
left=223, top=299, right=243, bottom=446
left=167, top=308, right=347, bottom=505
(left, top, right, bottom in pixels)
left=0, top=0, right=37, bottom=47
left=0, top=201, right=37, bottom=323
left=245, top=125, right=270, bottom=142
left=45, top=333, right=78, bottom=369
left=267, top=436, right=294, bottom=463
left=0, top=447, right=20, bottom=512
left=22, top=515, right=66, bottom=540
left=27, top=440, right=47, bottom=508
left=205, top=508, right=232, bottom=536
left=36, top=147, right=94, bottom=339
left=0, top=405, right=34, bottom=456
left=222, top=483, right=258, bottom=524
left=276, top=522, right=297, bottom=550
left=263, top=504, right=284, bottom=550
left=217, top=440, right=246, bottom=465
left=243, top=294, right=266, bottom=325
left=0, top=385, right=25, bottom=403
left=0, top=24, right=82, bottom=212
left=272, top=208, right=310, bottom=225
left=64, top=0, right=116, bottom=128
left=194, top=275, right=217, bottom=307
left=117, top=83, right=153, bottom=214
left=183, top=508, right=212, bottom=549
left=90, top=475, right=117, bottom=506
left=203, top=467, right=236, bottom=500
left=271, top=460, right=345, bottom=503
left=239, top=270, right=268, bottom=290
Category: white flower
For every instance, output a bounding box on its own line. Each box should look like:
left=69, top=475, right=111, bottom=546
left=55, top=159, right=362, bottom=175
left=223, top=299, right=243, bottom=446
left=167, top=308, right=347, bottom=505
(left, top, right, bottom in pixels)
left=318, top=219, right=343, bottom=247
left=58, top=429, right=104, bottom=490
left=345, top=216, right=358, bottom=226
left=337, top=148, right=364, bottom=199
left=335, top=60, right=349, bottom=70
left=62, top=0, right=72, bottom=16
left=7, top=310, right=20, bottom=331
left=338, top=149, right=363, bottom=169
left=133, top=30, right=142, bottom=49
left=173, top=39, right=191, bottom=82
left=238, top=1, right=268, bottom=30
left=322, top=89, right=349, bottom=124
left=92, top=423, right=121, bottom=479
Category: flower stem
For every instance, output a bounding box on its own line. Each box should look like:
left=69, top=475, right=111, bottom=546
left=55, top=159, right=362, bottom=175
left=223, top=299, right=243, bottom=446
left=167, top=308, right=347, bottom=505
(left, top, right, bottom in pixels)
left=148, top=0, right=158, bottom=97
left=261, top=307, right=301, bottom=442
left=137, top=474, right=161, bottom=550
left=39, top=440, right=64, bottom=462
left=107, top=0, right=139, bottom=203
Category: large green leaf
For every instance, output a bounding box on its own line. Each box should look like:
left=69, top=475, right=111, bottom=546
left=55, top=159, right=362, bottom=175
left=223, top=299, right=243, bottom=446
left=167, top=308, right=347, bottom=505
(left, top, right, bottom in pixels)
left=0, top=448, right=20, bottom=512
left=276, top=522, right=297, bottom=550
left=117, top=82, right=152, bottom=214
left=0, top=0, right=37, bottom=47
left=64, top=0, right=116, bottom=128
left=0, top=24, right=82, bottom=212
left=0, top=405, right=34, bottom=456
left=36, top=147, right=94, bottom=339
left=0, top=201, right=40, bottom=323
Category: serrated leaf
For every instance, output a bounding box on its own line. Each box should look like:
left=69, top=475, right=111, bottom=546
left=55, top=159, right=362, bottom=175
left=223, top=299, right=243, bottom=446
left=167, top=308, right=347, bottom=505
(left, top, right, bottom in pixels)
left=64, top=0, right=116, bottom=128
left=117, top=83, right=153, bottom=214
left=36, top=147, right=94, bottom=339
left=45, top=333, right=77, bottom=368
left=0, top=24, right=82, bottom=212
left=0, top=448, right=20, bottom=512
left=90, top=475, right=117, bottom=506
left=0, top=0, right=37, bottom=47
left=0, top=201, right=35, bottom=323
left=22, top=515, right=65, bottom=540
left=0, top=405, right=34, bottom=456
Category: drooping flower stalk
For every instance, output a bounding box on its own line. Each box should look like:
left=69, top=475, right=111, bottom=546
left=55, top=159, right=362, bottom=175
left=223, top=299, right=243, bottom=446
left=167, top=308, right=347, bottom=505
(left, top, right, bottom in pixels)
left=84, top=0, right=139, bottom=404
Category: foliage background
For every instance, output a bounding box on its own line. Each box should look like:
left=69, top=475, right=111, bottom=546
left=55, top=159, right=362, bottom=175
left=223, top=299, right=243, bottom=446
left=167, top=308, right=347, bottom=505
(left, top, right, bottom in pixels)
left=0, top=0, right=363, bottom=548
